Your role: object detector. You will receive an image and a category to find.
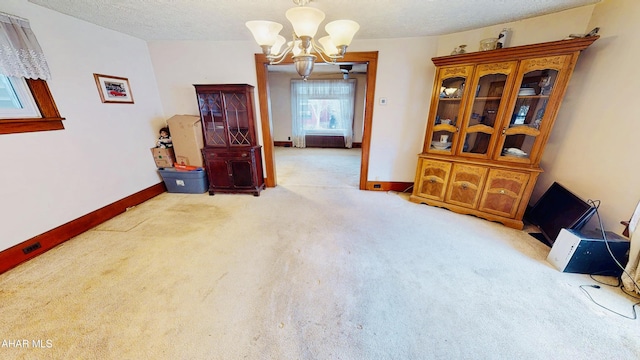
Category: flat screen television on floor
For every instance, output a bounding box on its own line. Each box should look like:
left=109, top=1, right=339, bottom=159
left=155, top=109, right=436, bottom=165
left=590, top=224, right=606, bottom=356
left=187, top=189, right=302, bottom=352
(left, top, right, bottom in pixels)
left=526, top=182, right=597, bottom=246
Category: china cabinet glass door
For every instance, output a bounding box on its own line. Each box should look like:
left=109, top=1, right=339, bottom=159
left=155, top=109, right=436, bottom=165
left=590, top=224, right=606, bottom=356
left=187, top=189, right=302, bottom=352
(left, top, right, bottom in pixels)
left=495, top=55, right=570, bottom=163
left=458, top=62, right=517, bottom=158
left=198, top=92, right=227, bottom=147
left=223, top=92, right=252, bottom=146
left=426, top=65, right=473, bottom=154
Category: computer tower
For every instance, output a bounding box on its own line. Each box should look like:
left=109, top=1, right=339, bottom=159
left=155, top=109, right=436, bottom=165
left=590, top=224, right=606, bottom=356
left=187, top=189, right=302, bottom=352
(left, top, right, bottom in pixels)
left=546, top=228, right=630, bottom=277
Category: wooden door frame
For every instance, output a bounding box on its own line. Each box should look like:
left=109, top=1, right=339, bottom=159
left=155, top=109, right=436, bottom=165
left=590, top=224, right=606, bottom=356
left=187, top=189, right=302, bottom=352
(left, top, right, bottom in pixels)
left=254, top=51, right=378, bottom=190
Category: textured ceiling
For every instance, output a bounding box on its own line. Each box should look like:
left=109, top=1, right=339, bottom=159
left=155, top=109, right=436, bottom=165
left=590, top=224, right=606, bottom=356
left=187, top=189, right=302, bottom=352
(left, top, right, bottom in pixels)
left=27, top=0, right=600, bottom=41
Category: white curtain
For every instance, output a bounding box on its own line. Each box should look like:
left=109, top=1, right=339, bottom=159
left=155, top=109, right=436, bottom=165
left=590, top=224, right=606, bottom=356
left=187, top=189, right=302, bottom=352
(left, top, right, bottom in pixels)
left=291, top=79, right=356, bottom=148
left=0, top=13, right=51, bottom=80
left=622, top=201, right=640, bottom=294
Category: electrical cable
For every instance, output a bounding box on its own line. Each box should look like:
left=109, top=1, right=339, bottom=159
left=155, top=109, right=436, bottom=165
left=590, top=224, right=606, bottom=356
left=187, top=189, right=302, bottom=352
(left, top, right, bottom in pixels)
left=576, top=199, right=640, bottom=319
left=385, top=185, right=413, bottom=195
left=589, top=272, right=621, bottom=287
left=587, top=199, right=640, bottom=294
left=579, top=284, right=639, bottom=320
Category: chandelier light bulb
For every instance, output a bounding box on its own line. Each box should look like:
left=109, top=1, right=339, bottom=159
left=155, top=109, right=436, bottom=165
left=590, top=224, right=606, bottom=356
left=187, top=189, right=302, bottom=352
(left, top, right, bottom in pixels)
left=318, top=36, right=338, bottom=56
left=245, top=21, right=283, bottom=46
left=325, top=20, right=360, bottom=47
left=285, top=6, right=325, bottom=38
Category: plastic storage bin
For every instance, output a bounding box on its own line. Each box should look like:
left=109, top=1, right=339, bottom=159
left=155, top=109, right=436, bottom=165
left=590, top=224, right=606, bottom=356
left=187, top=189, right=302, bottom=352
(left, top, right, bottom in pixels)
left=158, top=168, right=208, bottom=193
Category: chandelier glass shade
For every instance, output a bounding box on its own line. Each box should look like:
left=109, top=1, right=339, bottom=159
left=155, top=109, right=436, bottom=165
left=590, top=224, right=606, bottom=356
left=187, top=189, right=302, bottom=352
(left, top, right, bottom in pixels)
left=246, top=0, right=360, bottom=79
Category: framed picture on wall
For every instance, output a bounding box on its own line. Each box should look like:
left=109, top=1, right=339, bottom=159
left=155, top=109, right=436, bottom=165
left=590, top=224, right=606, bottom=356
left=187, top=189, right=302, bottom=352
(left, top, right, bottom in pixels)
left=93, top=73, right=134, bottom=104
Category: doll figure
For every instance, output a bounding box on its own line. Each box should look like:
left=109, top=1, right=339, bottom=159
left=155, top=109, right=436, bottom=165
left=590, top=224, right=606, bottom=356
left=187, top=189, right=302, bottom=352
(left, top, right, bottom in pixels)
left=156, top=127, right=173, bottom=148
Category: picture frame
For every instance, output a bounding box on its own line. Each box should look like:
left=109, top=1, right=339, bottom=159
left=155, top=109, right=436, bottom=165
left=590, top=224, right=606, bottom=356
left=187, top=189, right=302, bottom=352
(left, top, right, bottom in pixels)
left=93, top=73, right=134, bottom=104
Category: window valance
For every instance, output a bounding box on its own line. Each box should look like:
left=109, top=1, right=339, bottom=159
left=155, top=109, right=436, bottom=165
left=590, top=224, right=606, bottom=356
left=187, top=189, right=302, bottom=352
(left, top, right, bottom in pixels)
left=0, top=13, right=51, bottom=80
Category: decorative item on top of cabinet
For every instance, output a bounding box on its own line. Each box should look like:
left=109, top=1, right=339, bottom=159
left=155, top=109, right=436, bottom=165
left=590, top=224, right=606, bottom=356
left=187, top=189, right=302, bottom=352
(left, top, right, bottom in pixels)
left=194, top=84, right=265, bottom=196
left=410, top=36, right=598, bottom=229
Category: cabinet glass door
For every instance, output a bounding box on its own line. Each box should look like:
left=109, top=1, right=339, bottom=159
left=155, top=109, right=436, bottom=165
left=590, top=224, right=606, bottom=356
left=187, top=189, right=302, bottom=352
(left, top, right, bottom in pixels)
left=459, top=62, right=517, bottom=158
left=496, top=55, right=569, bottom=163
left=198, top=93, right=227, bottom=147
left=223, top=92, right=252, bottom=146
left=426, top=65, right=473, bottom=154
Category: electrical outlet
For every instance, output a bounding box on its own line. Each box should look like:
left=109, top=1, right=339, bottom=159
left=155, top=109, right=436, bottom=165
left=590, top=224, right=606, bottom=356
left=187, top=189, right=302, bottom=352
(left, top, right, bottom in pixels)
left=22, top=242, right=41, bottom=255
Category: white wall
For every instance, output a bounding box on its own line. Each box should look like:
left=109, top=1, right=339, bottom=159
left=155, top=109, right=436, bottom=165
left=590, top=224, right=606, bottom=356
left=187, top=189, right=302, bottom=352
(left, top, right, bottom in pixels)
left=268, top=72, right=293, bottom=142
left=352, top=74, right=366, bottom=143
left=538, top=0, right=640, bottom=232
left=437, top=6, right=596, bottom=56
left=349, top=37, right=438, bottom=182
left=147, top=41, right=260, bottom=118
left=0, top=0, right=165, bottom=250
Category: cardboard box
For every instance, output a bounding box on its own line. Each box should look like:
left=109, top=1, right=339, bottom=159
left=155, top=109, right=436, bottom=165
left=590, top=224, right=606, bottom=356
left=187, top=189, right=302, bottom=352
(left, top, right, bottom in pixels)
left=167, top=115, right=204, bottom=167
left=151, top=147, right=175, bottom=168
left=158, top=168, right=208, bottom=193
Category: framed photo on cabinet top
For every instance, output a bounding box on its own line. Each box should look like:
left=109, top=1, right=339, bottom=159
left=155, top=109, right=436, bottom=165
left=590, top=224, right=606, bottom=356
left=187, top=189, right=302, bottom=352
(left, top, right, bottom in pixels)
left=93, top=73, right=134, bottom=104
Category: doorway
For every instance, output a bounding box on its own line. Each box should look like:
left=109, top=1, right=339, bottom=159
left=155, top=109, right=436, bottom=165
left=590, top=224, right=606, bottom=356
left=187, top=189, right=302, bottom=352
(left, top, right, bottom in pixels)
left=253, top=51, right=379, bottom=190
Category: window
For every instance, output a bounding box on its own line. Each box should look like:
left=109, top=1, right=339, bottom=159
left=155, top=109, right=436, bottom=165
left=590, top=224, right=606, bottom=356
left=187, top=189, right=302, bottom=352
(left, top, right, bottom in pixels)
left=304, top=99, right=343, bottom=130
left=0, top=74, right=41, bottom=118
left=0, top=77, right=64, bottom=135
left=0, top=13, right=64, bottom=135
left=291, top=79, right=357, bottom=148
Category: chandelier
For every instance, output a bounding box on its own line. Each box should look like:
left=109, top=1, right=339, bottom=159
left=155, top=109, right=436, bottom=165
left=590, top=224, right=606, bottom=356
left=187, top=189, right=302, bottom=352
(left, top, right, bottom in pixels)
left=246, top=0, right=360, bottom=80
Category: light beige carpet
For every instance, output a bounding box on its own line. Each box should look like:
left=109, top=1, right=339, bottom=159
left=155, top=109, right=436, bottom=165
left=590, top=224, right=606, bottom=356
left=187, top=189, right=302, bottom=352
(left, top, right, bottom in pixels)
left=275, top=147, right=361, bottom=188
left=0, top=147, right=639, bottom=359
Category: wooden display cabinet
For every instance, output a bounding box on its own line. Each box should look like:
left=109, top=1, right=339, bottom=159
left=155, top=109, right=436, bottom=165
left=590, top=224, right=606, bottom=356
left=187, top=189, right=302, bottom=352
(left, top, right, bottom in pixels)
left=194, top=84, right=265, bottom=196
left=410, top=36, right=598, bottom=229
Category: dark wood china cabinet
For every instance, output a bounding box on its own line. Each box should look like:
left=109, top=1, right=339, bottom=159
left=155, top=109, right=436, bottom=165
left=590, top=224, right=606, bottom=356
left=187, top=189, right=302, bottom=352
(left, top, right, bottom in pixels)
left=194, top=84, right=264, bottom=196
